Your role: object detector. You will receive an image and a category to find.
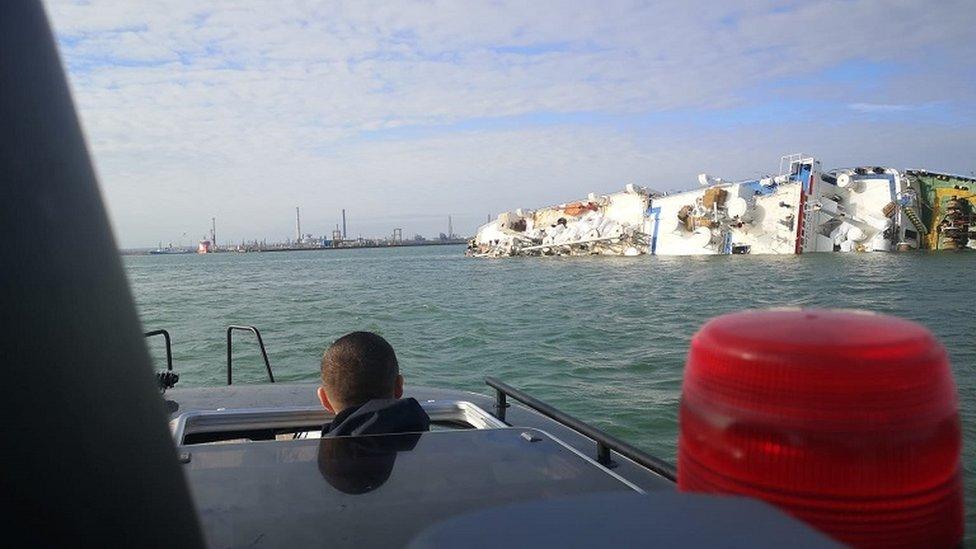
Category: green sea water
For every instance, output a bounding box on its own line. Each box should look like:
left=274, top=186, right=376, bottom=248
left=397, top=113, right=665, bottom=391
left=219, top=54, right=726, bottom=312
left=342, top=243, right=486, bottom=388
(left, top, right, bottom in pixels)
left=126, top=245, right=975, bottom=539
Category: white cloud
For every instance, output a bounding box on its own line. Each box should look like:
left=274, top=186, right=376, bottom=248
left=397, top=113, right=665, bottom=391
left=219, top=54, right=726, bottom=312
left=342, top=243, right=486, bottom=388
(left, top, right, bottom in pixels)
left=42, top=0, right=976, bottom=246
left=849, top=103, right=918, bottom=113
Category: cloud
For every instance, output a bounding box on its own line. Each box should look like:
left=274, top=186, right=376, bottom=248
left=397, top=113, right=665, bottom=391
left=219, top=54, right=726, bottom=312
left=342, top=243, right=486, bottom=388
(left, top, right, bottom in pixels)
left=848, top=103, right=921, bottom=113
left=42, top=0, right=976, bottom=246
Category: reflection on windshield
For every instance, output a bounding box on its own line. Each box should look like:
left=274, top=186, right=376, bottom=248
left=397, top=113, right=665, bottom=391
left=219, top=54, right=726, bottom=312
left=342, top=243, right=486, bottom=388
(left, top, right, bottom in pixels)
left=317, top=434, right=421, bottom=494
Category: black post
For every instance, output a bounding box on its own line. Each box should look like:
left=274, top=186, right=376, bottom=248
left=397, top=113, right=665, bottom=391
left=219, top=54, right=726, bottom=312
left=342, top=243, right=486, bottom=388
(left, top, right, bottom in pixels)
left=226, top=328, right=234, bottom=385
left=597, top=443, right=615, bottom=468
left=253, top=329, right=275, bottom=382
left=495, top=388, right=508, bottom=423
left=145, top=329, right=173, bottom=371
left=226, top=325, right=276, bottom=385
left=0, top=2, right=204, bottom=545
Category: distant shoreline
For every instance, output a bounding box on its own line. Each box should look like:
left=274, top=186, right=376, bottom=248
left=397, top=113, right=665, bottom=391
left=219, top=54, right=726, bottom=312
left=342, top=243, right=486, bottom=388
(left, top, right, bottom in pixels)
left=120, top=240, right=468, bottom=256
left=256, top=240, right=466, bottom=253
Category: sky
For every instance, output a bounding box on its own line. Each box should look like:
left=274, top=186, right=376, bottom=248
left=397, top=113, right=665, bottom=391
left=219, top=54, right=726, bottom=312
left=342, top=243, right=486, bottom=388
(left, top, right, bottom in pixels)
left=46, top=0, right=976, bottom=248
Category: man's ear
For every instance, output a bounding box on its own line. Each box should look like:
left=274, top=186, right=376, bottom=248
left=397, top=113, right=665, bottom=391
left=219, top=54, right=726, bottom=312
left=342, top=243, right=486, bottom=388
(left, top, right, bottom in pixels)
left=394, top=374, right=404, bottom=399
left=317, top=386, right=336, bottom=413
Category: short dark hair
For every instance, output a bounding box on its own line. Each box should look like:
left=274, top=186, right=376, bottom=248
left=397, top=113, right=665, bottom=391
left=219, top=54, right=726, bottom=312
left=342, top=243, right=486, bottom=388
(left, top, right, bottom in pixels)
left=321, top=332, right=399, bottom=407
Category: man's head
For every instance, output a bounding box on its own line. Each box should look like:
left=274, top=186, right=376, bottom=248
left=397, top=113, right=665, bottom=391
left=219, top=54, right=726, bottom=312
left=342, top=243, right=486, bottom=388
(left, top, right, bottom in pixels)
left=318, top=331, right=403, bottom=413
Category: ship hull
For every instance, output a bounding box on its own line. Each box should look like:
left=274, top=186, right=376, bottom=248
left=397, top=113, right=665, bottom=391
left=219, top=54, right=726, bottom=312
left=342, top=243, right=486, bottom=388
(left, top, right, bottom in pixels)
left=469, top=155, right=934, bottom=257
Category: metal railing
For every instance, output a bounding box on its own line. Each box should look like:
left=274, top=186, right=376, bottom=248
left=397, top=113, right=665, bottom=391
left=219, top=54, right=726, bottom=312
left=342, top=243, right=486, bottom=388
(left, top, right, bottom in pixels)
left=144, top=329, right=173, bottom=371
left=485, top=377, right=676, bottom=482
left=226, top=325, right=275, bottom=385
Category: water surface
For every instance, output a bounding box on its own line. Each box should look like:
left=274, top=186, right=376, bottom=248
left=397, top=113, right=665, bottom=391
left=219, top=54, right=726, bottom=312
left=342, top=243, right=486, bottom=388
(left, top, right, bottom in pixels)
left=126, top=246, right=975, bottom=539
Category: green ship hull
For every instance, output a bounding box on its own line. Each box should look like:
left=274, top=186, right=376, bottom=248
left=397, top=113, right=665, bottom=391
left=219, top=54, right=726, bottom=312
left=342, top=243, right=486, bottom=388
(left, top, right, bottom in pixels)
left=906, top=170, right=976, bottom=250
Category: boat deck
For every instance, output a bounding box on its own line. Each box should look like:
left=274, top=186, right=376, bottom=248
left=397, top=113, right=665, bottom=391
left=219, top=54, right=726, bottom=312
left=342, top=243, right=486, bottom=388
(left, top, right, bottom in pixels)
left=166, top=383, right=676, bottom=493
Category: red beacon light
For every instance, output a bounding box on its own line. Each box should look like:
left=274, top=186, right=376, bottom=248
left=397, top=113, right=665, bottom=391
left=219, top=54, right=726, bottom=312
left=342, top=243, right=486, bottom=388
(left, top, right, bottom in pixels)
left=677, top=309, right=963, bottom=547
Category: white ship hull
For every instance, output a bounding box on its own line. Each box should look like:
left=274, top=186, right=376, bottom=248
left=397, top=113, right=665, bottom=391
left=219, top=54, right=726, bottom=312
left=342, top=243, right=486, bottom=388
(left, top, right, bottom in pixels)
left=468, top=155, right=924, bottom=257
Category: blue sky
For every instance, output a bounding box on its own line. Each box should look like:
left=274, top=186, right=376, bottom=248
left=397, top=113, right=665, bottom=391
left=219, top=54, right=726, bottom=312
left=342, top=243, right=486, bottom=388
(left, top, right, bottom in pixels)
left=46, top=0, right=976, bottom=247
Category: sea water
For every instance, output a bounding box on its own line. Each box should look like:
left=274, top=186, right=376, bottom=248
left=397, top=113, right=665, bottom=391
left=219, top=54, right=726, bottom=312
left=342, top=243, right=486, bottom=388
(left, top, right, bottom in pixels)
left=125, top=245, right=975, bottom=538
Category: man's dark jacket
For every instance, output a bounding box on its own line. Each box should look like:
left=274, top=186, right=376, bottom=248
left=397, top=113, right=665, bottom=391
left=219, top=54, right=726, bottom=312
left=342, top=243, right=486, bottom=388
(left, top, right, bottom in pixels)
left=322, top=397, right=430, bottom=437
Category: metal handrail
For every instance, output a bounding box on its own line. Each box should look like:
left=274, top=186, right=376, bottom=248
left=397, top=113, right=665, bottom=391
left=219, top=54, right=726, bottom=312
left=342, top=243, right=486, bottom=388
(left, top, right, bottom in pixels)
left=485, top=376, right=676, bottom=482
left=226, top=325, right=275, bottom=385
left=144, top=329, right=173, bottom=371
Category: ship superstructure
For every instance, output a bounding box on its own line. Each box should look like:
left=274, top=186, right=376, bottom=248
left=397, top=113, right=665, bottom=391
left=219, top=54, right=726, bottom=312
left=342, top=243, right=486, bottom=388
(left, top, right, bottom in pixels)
left=468, top=154, right=946, bottom=257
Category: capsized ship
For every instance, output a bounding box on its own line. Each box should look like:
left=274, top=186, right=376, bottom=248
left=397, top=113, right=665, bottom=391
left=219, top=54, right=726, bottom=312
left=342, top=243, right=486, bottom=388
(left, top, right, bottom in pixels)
left=468, top=154, right=974, bottom=257
left=906, top=169, right=976, bottom=251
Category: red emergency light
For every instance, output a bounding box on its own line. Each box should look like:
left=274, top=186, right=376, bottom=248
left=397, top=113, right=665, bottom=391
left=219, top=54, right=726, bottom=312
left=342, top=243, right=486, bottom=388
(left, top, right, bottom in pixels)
left=677, top=309, right=962, bottom=547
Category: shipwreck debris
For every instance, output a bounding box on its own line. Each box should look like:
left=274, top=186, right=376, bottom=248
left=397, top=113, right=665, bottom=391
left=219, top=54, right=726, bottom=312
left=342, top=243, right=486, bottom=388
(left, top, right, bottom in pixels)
left=468, top=154, right=971, bottom=258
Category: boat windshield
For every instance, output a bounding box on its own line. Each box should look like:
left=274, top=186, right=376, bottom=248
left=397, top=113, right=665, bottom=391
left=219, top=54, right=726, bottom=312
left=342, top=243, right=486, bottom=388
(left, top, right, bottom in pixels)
left=185, top=428, right=637, bottom=547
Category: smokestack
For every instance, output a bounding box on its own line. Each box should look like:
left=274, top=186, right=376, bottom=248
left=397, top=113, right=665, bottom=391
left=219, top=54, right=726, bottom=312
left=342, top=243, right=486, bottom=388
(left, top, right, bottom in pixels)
left=448, top=215, right=453, bottom=239
left=342, top=209, right=347, bottom=240
left=295, top=206, right=301, bottom=242
left=211, top=217, right=216, bottom=247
